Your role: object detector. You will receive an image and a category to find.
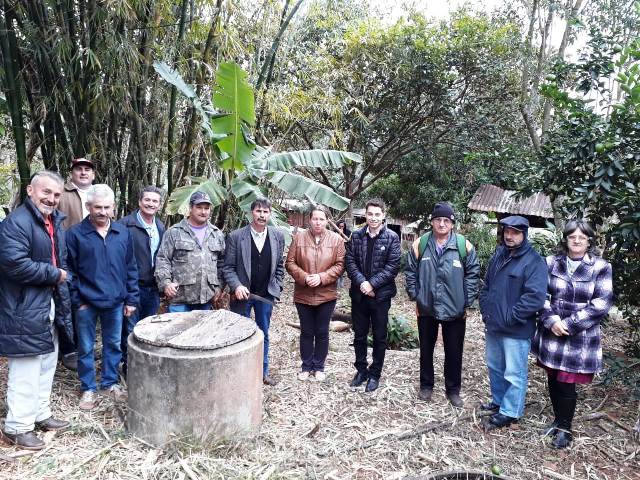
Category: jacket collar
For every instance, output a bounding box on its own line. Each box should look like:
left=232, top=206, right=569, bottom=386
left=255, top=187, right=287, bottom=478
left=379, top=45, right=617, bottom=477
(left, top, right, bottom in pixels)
left=24, top=197, right=66, bottom=229
left=121, top=210, right=165, bottom=233
left=78, top=215, right=124, bottom=235
left=550, top=253, right=596, bottom=282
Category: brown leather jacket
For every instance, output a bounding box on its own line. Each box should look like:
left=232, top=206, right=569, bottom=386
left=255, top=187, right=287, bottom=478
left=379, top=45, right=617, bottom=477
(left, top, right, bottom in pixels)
left=57, top=182, right=84, bottom=229
left=286, top=229, right=345, bottom=306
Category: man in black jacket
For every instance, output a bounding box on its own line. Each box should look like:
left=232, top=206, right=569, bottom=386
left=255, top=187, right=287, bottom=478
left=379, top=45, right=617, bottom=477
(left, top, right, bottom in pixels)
left=0, top=171, right=73, bottom=450
left=118, top=186, right=165, bottom=375
left=345, top=198, right=401, bottom=392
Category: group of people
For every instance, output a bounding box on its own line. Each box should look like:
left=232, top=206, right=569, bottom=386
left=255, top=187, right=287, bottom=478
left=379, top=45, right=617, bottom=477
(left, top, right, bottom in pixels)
left=0, top=161, right=613, bottom=454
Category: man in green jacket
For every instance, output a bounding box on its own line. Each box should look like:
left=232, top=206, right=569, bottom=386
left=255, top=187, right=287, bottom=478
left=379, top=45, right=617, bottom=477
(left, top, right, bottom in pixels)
left=405, top=202, right=480, bottom=407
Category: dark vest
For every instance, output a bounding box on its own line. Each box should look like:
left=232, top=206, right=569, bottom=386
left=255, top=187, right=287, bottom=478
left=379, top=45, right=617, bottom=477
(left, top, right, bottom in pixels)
left=250, top=233, right=271, bottom=297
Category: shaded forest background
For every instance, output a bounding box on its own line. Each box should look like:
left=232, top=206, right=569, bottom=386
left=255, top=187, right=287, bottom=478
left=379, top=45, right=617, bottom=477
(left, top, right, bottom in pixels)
left=0, top=0, right=638, bottom=356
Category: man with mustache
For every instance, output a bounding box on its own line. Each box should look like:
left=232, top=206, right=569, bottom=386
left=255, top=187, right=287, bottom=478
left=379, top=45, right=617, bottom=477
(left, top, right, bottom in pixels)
left=345, top=198, right=401, bottom=392
left=56, top=157, right=96, bottom=370
left=222, top=198, right=285, bottom=386
left=66, top=184, right=139, bottom=410
left=155, top=191, right=225, bottom=313
left=0, top=171, right=73, bottom=449
left=118, top=186, right=165, bottom=376
left=479, top=215, right=547, bottom=430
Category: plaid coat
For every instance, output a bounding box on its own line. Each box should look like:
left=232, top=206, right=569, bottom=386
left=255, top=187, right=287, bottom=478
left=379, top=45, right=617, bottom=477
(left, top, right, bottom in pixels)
left=532, top=254, right=614, bottom=374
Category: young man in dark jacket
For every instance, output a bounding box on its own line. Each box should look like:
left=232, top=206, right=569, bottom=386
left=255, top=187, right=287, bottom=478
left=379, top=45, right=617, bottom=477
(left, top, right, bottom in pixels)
left=405, top=202, right=480, bottom=407
left=0, top=171, right=73, bottom=450
left=118, top=186, right=165, bottom=375
left=345, top=198, right=401, bottom=392
left=66, top=184, right=139, bottom=411
left=479, top=215, right=547, bottom=429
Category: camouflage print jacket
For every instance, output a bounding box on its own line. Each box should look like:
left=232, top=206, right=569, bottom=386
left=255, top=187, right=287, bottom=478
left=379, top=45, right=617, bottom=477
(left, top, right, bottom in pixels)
left=155, top=219, right=225, bottom=305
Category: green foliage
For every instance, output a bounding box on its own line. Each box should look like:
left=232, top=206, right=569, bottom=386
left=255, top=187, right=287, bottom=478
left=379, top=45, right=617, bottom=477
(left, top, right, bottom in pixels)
left=519, top=27, right=640, bottom=354
left=463, top=222, right=498, bottom=277
left=368, top=315, right=419, bottom=351
left=529, top=230, right=562, bottom=259
left=155, top=61, right=359, bottom=222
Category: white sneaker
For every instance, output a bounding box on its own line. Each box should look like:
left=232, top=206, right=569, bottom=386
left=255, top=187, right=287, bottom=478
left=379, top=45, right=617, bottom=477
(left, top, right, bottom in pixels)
left=314, top=371, right=326, bottom=382
left=79, top=391, right=96, bottom=410
left=297, top=371, right=311, bottom=381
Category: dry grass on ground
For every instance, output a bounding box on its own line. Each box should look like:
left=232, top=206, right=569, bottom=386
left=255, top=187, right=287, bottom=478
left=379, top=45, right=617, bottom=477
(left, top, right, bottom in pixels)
left=1, top=277, right=639, bottom=480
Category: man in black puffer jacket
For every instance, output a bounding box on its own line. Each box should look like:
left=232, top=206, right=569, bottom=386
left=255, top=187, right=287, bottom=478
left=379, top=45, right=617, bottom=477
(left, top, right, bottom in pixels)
left=0, top=171, right=74, bottom=450
left=346, top=198, right=401, bottom=392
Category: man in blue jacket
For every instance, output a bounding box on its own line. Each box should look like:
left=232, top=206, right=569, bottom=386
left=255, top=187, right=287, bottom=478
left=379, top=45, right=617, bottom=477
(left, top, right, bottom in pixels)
left=66, top=184, right=139, bottom=411
left=479, top=215, right=547, bottom=429
left=346, top=198, right=401, bottom=392
left=118, top=186, right=165, bottom=375
left=0, top=171, right=73, bottom=450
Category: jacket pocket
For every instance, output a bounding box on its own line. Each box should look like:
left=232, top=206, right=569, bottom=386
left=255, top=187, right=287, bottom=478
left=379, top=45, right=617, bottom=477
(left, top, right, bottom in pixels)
left=174, top=240, right=195, bottom=262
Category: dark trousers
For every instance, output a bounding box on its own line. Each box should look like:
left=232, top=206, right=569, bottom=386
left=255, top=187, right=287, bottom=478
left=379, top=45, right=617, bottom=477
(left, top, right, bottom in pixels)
left=121, top=285, right=161, bottom=369
left=295, top=300, right=336, bottom=372
left=57, top=316, right=77, bottom=356
left=352, top=296, right=391, bottom=380
left=417, top=315, right=465, bottom=394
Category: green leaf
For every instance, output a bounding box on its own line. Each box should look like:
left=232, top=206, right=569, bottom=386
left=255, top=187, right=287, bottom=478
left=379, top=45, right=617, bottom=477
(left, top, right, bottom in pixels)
left=266, top=171, right=350, bottom=210
left=230, top=176, right=266, bottom=212
left=166, top=178, right=227, bottom=216
left=259, top=149, right=362, bottom=171
left=211, top=62, right=256, bottom=170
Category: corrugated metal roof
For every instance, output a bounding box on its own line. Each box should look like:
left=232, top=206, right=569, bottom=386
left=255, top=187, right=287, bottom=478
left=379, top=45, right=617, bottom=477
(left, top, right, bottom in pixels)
left=468, top=184, right=553, bottom=218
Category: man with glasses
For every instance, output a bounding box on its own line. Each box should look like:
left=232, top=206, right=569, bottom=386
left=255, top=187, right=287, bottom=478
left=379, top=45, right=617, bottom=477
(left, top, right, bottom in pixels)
left=345, top=198, right=401, bottom=392
left=405, top=202, right=480, bottom=407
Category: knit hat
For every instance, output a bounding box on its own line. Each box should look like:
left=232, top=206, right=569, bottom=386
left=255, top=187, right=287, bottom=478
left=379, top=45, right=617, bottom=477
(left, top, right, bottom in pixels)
left=431, top=202, right=455, bottom=222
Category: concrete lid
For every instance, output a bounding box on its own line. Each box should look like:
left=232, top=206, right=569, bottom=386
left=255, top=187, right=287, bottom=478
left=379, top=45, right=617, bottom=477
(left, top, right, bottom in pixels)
left=133, top=309, right=257, bottom=350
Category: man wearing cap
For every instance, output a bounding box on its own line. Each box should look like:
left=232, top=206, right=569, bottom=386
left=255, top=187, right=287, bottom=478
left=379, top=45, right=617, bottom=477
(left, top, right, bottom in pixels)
left=0, top=170, right=73, bottom=450
left=58, top=157, right=95, bottom=230
left=222, top=198, right=285, bottom=386
left=479, top=215, right=547, bottom=429
left=155, top=191, right=225, bottom=313
left=118, top=186, right=165, bottom=376
left=405, top=202, right=480, bottom=407
left=56, top=157, right=96, bottom=370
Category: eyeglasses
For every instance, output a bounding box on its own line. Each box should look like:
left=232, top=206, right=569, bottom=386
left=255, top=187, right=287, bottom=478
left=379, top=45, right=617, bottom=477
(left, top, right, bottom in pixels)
left=567, top=234, right=589, bottom=242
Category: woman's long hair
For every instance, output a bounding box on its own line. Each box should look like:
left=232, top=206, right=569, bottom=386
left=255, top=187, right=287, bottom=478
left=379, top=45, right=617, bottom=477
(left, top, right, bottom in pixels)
left=558, top=219, right=601, bottom=256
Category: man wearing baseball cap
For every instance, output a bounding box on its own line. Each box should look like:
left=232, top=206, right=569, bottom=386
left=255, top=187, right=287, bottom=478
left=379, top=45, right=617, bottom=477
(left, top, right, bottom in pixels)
left=155, top=191, right=225, bottom=312
left=479, top=215, right=547, bottom=430
left=56, top=157, right=96, bottom=371
left=58, top=158, right=95, bottom=230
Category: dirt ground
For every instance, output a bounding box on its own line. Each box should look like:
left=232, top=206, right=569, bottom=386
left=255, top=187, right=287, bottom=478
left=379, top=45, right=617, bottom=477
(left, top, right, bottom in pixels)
left=1, top=277, right=639, bottom=480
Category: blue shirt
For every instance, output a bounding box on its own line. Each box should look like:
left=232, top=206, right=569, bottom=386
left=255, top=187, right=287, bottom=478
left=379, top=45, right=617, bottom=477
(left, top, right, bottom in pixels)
left=136, top=211, right=160, bottom=266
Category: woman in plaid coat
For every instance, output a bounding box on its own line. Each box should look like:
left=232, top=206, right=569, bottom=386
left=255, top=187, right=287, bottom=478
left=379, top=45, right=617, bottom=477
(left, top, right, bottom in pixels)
left=532, top=220, right=614, bottom=449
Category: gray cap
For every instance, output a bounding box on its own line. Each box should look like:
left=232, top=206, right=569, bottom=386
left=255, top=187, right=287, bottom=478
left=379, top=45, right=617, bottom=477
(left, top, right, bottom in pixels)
left=189, top=191, right=211, bottom=205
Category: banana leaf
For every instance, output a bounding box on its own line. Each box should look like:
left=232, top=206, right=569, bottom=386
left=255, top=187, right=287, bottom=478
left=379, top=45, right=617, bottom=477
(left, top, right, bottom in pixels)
left=266, top=171, right=350, bottom=210
left=166, top=178, right=227, bottom=216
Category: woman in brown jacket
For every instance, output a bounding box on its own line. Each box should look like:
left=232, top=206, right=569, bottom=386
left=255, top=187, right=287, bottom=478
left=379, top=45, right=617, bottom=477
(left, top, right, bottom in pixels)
left=286, top=206, right=345, bottom=381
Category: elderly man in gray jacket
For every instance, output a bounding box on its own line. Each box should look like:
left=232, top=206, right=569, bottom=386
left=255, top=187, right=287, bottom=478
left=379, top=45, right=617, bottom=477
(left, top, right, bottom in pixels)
left=405, top=202, right=480, bottom=407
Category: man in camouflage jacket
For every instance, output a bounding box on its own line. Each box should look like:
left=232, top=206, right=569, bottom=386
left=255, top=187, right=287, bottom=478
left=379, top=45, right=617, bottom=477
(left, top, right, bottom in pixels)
left=155, top=192, right=225, bottom=312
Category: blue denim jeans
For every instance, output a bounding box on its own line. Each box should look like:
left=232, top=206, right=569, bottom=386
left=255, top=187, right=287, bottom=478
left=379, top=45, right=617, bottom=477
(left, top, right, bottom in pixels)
left=167, top=303, right=212, bottom=313
left=231, top=297, right=273, bottom=376
left=121, top=286, right=161, bottom=367
left=76, top=303, right=124, bottom=392
left=485, top=333, right=531, bottom=418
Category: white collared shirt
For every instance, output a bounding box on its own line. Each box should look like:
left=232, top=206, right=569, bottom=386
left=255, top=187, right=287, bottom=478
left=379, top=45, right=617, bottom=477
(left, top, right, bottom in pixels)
left=250, top=225, right=267, bottom=253
left=366, top=226, right=381, bottom=238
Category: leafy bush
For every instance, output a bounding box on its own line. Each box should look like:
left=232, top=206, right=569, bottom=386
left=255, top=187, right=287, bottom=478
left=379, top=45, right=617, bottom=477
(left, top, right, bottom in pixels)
left=529, top=230, right=561, bottom=258
left=464, top=223, right=497, bottom=277
left=368, top=315, right=419, bottom=350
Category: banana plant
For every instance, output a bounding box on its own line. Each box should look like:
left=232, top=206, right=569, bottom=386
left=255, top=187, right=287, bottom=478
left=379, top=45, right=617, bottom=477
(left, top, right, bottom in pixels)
left=154, top=61, right=360, bottom=220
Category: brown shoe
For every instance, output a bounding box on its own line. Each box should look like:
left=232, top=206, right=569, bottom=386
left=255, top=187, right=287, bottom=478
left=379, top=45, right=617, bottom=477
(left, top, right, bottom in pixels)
left=35, top=417, right=70, bottom=431
left=99, top=384, right=127, bottom=402
left=417, top=388, right=433, bottom=402
left=263, top=375, right=278, bottom=386
left=2, top=430, right=45, bottom=450
left=79, top=390, right=96, bottom=410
